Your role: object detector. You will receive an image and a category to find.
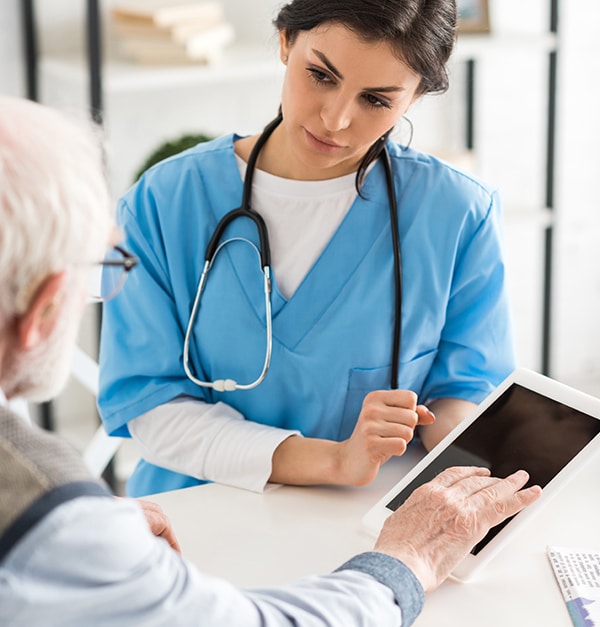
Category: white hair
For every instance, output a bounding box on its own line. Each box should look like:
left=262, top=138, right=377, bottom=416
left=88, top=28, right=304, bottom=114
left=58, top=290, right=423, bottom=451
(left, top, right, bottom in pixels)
left=0, top=97, right=113, bottom=327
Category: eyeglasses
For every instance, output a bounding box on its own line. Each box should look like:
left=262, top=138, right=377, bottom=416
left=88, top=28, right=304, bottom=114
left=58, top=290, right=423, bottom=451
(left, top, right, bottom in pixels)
left=87, top=245, right=139, bottom=302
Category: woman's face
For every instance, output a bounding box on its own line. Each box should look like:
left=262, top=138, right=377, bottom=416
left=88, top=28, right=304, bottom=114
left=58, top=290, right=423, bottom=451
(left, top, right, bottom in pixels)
left=275, top=22, right=422, bottom=180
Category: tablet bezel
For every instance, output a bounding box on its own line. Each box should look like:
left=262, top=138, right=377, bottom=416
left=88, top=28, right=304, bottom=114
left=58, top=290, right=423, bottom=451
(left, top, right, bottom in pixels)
left=361, top=368, right=600, bottom=581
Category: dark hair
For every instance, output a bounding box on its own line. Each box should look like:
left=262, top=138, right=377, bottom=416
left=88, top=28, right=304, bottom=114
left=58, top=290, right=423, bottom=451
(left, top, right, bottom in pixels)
left=273, top=0, right=457, bottom=190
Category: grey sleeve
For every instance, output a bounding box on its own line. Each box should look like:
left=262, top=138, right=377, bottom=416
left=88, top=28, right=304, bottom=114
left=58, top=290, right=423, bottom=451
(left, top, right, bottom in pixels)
left=336, top=552, right=425, bottom=626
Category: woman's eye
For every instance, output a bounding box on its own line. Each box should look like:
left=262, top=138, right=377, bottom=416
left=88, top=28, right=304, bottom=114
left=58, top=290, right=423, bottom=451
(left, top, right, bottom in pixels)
left=364, top=93, right=392, bottom=110
left=307, top=68, right=333, bottom=84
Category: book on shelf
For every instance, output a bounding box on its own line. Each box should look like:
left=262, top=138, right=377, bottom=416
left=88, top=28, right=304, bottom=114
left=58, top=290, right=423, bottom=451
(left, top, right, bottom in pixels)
left=111, top=1, right=235, bottom=65
left=112, top=0, right=224, bottom=28
left=118, top=22, right=235, bottom=65
left=113, top=15, right=226, bottom=43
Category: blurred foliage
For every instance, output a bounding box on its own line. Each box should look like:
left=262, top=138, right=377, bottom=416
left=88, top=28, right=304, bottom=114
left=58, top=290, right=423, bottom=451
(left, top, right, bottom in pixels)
left=134, top=132, right=214, bottom=181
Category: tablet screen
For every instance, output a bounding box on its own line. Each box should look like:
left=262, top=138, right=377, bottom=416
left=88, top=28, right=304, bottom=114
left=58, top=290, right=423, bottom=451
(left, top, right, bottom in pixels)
left=385, top=383, right=600, bottom=554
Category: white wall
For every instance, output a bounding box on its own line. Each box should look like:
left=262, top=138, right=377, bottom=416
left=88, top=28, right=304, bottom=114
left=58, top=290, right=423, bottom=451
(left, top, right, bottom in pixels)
left=0, top=1, right=24, bottom=95
left=552, top=3, right=600, bottom=384
left=1, top=0, right=599, bottom=397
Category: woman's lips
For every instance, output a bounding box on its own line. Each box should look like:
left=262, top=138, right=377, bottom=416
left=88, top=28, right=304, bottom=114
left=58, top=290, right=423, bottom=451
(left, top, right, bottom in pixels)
left=304, top=128, right=345, bottom=154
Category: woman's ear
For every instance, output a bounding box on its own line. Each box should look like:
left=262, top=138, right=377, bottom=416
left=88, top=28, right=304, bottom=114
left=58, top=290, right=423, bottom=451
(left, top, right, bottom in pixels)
left=16, top=270, right=70, bottom=351
left=279, top=29, right=290, bottom=63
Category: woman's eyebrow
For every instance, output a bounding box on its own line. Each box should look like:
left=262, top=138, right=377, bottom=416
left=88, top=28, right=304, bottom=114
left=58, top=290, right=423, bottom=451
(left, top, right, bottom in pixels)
left=311, top=48, right=406, bottom=93
left=364, top=85, right=406, bottom=93
left=312, top=49, right=344, bottom=79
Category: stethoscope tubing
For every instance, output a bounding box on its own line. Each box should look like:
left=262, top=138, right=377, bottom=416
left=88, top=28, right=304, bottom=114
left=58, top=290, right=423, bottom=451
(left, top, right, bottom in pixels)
left=183, top=114, right=402, bottom=392
left=182, top=118, right=280, bottom=392
left=382, top=147, right=402, bottom=390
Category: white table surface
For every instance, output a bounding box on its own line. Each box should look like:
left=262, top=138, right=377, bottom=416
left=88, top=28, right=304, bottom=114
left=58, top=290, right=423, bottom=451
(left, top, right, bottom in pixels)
left=149, top=443, right=600, bottom=626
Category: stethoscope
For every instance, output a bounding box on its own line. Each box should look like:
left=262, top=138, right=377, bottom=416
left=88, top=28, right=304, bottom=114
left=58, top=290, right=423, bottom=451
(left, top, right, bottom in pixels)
left=183, top=113, right=403, bottom=392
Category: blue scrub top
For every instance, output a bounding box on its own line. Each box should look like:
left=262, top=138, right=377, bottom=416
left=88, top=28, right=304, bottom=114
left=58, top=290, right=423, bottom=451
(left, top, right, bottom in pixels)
left=98, top=135, right=515, bottom=496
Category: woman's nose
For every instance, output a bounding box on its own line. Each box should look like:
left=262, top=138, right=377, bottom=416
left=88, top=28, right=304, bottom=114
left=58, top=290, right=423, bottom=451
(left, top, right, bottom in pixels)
left=320, top=94, right=353, bottom=132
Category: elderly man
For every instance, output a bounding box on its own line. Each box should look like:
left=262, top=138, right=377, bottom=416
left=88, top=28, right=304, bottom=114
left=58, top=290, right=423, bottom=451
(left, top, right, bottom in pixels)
left=0, top=96, right=541, bottom=626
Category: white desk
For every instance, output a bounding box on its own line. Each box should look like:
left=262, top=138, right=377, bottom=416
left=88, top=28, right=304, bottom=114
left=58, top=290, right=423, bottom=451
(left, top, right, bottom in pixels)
left=150, top=444, right=599, bottom=626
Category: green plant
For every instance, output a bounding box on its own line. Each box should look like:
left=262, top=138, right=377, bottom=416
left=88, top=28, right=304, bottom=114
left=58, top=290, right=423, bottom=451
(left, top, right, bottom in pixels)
left=133, top=132, right=214, bottom=182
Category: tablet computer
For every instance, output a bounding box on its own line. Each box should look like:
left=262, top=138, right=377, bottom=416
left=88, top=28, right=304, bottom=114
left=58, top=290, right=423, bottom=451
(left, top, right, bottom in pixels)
left=362, top=368, right=600, bottom=581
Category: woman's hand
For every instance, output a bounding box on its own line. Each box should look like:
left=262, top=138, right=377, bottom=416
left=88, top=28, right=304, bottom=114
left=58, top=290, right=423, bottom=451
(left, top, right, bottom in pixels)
left=419, top=397, right=476, bottom=451
left=335, top=389, right=435, bottom=485
left=270, top=389, right=434, bottom=488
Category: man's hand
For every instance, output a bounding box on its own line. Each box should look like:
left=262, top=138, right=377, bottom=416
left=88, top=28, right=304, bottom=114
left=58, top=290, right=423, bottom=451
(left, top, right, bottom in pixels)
left=135, top=498, right=182, bottom=553
left=374, top=466, right=542, bottom=591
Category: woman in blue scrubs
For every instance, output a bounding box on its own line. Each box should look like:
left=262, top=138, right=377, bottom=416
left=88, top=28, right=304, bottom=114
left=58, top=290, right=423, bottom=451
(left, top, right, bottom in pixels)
left=98, top=0, right=516, bottom=497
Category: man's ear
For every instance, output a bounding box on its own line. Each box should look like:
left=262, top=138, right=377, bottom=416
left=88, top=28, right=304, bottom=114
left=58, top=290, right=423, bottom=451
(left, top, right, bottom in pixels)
left=16, top=271, right=70, bottom=351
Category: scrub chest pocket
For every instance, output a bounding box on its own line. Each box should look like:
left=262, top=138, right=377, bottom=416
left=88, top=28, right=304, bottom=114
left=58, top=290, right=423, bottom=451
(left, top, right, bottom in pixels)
left=338, top=350, right=438, bottom=440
